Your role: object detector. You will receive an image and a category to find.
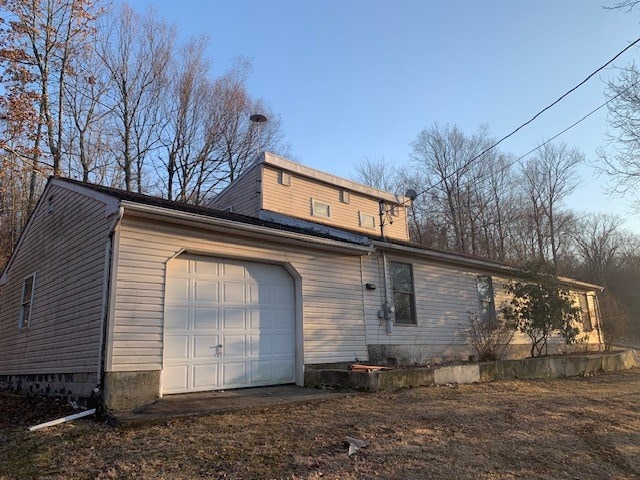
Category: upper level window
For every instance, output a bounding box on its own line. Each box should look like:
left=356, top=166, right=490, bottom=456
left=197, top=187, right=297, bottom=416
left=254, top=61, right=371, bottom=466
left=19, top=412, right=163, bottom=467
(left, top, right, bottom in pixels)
left=19, top=273, right=36, bottom=329
left=476, top=275, right=496, bottom=322
left=390, top=205, right=399, bottom=217
left=578, top=293, right=593, bottom=331
left=391, top=261, right=416, bottom=325
left=311, top=199, right=331, bottom=218
left=359, top=212, right=376, bottom=229
left=340, top=189, right=350, bottom=204
left=277, top=170, right=291, bottom=186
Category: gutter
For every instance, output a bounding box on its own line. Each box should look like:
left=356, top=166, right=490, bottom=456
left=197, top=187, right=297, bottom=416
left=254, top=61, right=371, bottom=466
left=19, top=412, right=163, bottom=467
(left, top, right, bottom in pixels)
left=120, top=201, right=374, bottom=255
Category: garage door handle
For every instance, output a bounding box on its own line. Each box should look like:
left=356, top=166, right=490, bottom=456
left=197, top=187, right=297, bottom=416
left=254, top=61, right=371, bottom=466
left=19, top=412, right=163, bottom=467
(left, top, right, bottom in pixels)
left=213, top=344, right=223, bottom=357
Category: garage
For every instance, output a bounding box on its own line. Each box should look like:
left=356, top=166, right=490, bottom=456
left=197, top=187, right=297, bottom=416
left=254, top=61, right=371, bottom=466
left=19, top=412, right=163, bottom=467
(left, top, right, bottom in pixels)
left=162, top=254, right=296, bottom=394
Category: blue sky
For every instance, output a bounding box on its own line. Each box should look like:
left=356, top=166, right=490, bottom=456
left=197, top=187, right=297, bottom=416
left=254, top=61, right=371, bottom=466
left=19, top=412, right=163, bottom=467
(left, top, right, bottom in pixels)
left=127, top=0, right=640, bottom=232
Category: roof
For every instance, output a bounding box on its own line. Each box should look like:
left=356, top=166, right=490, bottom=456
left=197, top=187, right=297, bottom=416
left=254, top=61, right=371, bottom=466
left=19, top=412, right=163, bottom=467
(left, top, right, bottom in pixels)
left=53, top=176, right=373, bottom=247
left=1, top=175, right=603, bottom=292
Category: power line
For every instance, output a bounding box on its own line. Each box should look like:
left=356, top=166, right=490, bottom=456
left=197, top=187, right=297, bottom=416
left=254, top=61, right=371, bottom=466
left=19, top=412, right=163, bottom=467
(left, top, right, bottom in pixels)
left=412, top=35, right=640, bottom=200
left=401, top=77, right=640, bottom=217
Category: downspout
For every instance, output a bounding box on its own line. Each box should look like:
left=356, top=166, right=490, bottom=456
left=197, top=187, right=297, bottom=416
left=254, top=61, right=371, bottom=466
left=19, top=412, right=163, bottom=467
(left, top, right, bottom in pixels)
left=97, top=206, right=124, bottom=389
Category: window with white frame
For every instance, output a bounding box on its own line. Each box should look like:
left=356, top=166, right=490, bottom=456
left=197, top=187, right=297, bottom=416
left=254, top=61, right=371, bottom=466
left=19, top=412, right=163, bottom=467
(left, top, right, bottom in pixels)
left=578, top=293, right=593, bottom=331
left=391, top=261, right=416, bottom=325
left=277, top=170, right=291, bottom=186
left=311, top=199, right=331, bottom=218
left=359, top=212, right=376, bottom=229
left=18, top=273, right=36, bottom=329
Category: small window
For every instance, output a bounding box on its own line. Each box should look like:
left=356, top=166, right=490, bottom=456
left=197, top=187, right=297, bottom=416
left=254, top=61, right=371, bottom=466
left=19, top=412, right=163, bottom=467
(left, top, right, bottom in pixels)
left=391, top=261, right=416, bottom=325
left=277, top=170, right=291, bottom=186
left=340, top=189, right=350, bottom=204
left=476, top=275, right=496, bottom=322
left=359, top=212, right=376, bottom=229
left=19, top=273, right=36, bottom=329
left=578, top=293, right=592, bottom=331
left=390, top=205, right=399, bottom=217
left=311, top=199, right=331, bottom=218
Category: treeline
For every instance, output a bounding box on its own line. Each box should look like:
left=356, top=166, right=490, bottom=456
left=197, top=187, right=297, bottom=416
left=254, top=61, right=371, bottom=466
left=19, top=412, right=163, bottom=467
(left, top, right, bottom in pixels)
left=353, top=123, right=640, bottom=342
left=0, top=0, right=289, bottom=266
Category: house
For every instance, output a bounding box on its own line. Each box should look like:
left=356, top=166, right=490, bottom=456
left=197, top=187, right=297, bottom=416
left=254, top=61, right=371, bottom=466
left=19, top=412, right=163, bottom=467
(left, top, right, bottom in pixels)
left=0, top=152, right=603, bottom=411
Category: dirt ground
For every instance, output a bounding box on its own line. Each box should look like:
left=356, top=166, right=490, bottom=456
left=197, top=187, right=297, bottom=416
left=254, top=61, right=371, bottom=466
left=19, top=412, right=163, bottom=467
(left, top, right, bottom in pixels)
left=1, top=370, right=639, bottom=480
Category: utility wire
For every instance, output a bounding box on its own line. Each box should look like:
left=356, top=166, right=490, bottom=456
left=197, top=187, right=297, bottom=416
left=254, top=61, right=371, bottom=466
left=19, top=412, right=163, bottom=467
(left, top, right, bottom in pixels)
left=410, top=35, right=640, bottom=200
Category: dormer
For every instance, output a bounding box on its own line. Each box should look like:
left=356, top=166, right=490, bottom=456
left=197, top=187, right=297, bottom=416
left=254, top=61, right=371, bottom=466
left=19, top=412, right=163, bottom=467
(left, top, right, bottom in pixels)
left=209, top=152, right=411, bottom=241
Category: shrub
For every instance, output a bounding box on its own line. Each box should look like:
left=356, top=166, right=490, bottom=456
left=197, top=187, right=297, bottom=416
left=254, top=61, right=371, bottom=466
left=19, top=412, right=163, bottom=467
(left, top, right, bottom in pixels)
left=500, top=263, right=581, bottom=357
left=467, top=312, right=514, bottom=361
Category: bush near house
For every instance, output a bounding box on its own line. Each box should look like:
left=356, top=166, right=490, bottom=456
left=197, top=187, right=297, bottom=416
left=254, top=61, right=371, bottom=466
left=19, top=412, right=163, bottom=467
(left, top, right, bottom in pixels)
left=501, top=263, right=582, bottom=357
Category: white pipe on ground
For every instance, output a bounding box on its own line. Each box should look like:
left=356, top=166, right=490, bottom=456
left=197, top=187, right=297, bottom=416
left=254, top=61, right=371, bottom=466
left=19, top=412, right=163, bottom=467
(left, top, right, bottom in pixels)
left=28, top=408, right=96, bottom=431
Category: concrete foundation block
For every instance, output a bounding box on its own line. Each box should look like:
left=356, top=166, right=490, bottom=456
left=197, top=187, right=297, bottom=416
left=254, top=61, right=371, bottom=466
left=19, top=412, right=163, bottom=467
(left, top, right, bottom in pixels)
left=103, top=371, right=160, bottom=412
left=434, top=364, right=480, bottom=385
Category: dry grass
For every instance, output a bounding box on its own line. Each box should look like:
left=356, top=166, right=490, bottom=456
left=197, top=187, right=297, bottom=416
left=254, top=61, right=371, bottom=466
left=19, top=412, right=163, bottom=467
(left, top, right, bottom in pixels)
left=1, top=370, right=640, bottom=479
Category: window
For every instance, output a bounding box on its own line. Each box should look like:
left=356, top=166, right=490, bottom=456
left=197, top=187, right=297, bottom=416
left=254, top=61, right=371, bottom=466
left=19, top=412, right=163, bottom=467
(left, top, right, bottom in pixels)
left=359, top=212, right=376, bottom=229
left=18, top=273, right=36, bottom=329
left=391, top=262, right=416, bottom=325
left=277, top=170, right=291, bottom=186
left=340, top=189, right=350, bottom=204
left=578, top=293, right=593, bottom=331
left=390, top=205, right=399, bottom=217
left=476, top=275, right=496, bottom=322
left=311, top=199, right=331, bottom=218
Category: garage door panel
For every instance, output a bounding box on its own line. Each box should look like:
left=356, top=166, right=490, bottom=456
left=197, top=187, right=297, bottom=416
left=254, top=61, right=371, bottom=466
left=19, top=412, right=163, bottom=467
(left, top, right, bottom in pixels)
left=271, top=285, right=294, bottom=305
left=166, top=278, right=189, bottom=300
left=251, top=334, right=271, bottom=355
left=164, top=365, right=189, bottom=391
left=165, top=335, right=189, bottom=360
left=249, top=309, right=270, bottom=329
left=222, top=308, right=246, bottom=329
left=223, top=334, right=247, bottom=356
left=223, top=282, right=246, bottom=302
left=163, top=255, right=295, bottom=394
left=222, top=262, right=245, bottom=277
left=273, top=334, right=295, bottom=354
left=195, top=259, right=218, bottom=275
left=165, top=306, right=189, bottom=329
left=194, top=335, right=220, bottom=359
left=271, top=360, right=295, bottom=382
left=194, top=307, right=219, bottom=329
left=272, top=309, right=295, bottom=329
left=194, top=280, right=218, bottom=301
left=222, top=362, right=247, bottom=386
left=193, top=363, right=218, bottom=389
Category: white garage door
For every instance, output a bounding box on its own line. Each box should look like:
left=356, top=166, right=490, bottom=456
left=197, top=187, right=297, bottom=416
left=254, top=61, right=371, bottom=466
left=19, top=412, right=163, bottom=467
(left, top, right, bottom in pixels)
left=162, top=254, right=296, bottom=394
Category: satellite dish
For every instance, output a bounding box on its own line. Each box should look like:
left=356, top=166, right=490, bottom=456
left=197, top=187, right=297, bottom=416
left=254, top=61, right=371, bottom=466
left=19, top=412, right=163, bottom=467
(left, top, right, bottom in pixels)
left=250, top=114, right=267, bottom=123
left=405, top=188, right=418, bottom=202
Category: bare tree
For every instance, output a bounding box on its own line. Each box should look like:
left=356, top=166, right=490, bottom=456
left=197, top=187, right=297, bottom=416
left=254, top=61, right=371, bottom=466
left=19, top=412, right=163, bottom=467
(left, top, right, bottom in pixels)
left=352, top=156, right=402, bottom=193
left=410, top=123, right=492, bottom=254
left=521, top=142, right=583, bottom=269
left=98, top=4, right=174, bottom=192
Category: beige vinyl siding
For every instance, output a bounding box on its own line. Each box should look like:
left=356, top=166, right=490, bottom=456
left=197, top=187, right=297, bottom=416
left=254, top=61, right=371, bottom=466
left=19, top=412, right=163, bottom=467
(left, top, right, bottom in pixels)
left=261, top=165, right=409, bottom=241
left=363, top=254, right=603, bottom=349
left=208, top=165, right=261, bottom=216
left=108, top=214, right=368, bottom=372
left=363, top=253, right=477, bottom=346
left=0, top=185, right=113, bottom=374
